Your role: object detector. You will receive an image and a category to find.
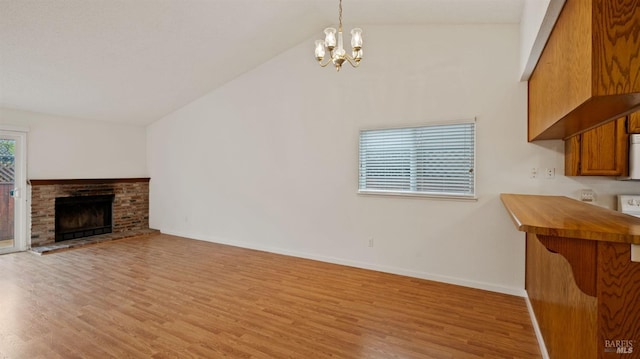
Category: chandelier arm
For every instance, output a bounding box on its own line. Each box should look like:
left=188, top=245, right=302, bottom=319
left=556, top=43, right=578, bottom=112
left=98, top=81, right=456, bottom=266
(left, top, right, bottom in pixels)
left=344, top=55, right=361, bottom=68
left=317, top=57, right=333, bottom=67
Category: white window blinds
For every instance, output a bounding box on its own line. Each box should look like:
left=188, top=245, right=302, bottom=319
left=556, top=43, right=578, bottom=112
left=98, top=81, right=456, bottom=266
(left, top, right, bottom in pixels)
left=359, top=121, right=475, bottom=198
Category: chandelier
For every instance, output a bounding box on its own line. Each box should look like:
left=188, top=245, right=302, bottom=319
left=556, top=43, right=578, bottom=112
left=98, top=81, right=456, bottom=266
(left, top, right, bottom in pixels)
left=314, top=0, right=362, bottom=71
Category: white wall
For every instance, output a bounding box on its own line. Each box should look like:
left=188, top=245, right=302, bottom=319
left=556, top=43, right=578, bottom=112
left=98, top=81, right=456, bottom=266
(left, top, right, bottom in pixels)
left=0, top=107, right=148, bottom=179
left=148, top=24, right=640, bottom=296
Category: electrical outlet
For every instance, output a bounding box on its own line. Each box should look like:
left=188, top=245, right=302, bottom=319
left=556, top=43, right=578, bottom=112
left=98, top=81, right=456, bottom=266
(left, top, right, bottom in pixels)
left=544, top=168, right=555, bottom=179
left=368, top=237, right=374, bottom=248
left=580, top=189, right=595, bottom=202
left=530, top=168, right=538, bottom=179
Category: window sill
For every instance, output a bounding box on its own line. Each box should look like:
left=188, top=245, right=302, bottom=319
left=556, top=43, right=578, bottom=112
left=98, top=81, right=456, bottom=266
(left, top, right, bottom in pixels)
left=357, top=190, right=477, bottom=201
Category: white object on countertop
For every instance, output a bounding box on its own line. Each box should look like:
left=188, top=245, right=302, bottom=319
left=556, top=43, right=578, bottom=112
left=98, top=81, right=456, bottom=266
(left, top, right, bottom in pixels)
left=618, top=194, right=640, bottom=215
left=630, top=134, right=640, bottom=179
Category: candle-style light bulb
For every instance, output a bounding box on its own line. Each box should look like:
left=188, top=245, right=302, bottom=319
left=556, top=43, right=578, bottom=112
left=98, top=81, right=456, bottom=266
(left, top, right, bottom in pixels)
left=315, top=40, right=326, bottom=61
left=351, top=28, right=362, bottom=50
left=324, top=28, right=337, bottom=51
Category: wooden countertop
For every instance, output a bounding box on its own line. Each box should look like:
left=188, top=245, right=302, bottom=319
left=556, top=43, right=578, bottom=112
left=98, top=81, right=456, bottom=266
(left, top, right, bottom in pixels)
left=500, top=193, right=640, bottom=244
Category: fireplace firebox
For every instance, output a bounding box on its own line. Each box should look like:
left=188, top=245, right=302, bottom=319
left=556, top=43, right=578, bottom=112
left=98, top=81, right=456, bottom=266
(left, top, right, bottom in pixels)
left=55, top=195, right=115, bottom=242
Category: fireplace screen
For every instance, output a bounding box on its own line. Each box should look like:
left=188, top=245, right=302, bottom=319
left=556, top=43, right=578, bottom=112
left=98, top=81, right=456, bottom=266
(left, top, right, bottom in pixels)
left=55, top=195, right=114, bottom=242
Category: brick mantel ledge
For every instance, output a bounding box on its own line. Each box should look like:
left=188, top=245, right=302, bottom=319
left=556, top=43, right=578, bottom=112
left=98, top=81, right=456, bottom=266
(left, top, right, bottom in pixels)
left=29, top=178, right=150, bottom=186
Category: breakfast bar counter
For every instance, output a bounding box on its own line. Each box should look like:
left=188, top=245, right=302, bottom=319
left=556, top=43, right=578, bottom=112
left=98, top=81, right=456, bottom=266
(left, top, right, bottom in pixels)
left=500, top=193, right=640, bottom=359
left=501, top=193, right=640, bottom=244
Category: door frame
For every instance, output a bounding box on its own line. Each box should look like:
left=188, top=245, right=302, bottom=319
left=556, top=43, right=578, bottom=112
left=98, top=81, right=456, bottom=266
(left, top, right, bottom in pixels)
left=0, top=127, right=28, bottom=253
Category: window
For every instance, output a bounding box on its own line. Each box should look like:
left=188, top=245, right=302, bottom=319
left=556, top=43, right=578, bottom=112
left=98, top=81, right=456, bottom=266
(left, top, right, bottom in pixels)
left=358, top=121, right=475, bottom=199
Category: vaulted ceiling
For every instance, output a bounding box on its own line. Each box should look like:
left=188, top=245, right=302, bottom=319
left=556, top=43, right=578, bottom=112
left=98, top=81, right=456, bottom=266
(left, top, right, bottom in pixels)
left=0, top=0, right=524, bottom=125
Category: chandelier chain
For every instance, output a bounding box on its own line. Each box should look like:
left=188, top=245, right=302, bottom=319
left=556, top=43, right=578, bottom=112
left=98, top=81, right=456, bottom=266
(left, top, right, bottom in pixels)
left=338, top=0, right=343, bottom=31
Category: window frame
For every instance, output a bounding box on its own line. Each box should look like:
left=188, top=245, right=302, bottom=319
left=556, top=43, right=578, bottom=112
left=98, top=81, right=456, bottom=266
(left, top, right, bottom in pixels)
left=357, top=119, right=477, bottom=201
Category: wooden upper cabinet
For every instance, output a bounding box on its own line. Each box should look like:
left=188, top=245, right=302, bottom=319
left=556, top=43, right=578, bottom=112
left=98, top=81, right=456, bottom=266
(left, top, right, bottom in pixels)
left=565, top=117, right=628, bottom=176
left=628, top=111, right=640, bottom=134
left=529, top=0, right=640, bottom=141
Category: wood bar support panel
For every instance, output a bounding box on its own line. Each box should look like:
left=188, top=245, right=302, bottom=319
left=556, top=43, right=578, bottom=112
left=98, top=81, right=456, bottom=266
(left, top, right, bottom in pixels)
left=526, top=233, right=597, bottom=359
left=527, top=234, right=640, bottom=359
left=536, top=234, right=597, bottom=297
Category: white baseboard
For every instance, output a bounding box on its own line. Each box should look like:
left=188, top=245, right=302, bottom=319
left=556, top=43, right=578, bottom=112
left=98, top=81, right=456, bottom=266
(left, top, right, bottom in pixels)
left=525, top=293, right=549, bottom=359
left=160, top=229, right=526, bottom=297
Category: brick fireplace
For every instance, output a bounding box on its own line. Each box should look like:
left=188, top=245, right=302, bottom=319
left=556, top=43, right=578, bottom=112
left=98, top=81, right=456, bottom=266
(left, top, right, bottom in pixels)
left=30, top=178, right=151, bottom=248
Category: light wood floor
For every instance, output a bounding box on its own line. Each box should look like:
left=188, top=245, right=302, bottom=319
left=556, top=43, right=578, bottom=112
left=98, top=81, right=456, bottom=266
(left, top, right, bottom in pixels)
left=0, top=234, right=541, bottom=358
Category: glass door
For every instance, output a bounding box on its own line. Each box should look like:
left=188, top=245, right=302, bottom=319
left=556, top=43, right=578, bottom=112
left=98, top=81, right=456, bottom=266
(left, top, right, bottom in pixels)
left=0, top=131, right=26, bottom=254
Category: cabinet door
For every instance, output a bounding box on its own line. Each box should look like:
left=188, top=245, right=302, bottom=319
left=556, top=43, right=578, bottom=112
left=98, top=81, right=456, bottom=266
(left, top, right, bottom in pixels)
left=564, top=135, right=581, bottom=176
left=628, top=111, right=640, bottom=134
left=580, top=118, right=628, bottom=176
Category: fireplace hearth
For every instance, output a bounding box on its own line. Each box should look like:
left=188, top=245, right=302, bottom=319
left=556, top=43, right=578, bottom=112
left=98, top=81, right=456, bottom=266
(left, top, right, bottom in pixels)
left=55, top=195, right=114, bottom=242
